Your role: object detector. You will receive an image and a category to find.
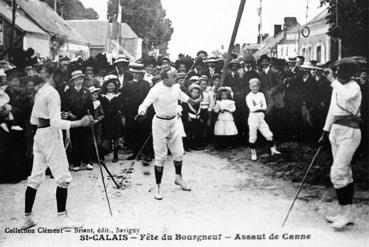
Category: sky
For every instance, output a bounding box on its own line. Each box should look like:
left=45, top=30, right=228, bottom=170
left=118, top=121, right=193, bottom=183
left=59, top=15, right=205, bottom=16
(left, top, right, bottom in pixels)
left=80, top=0, right=323, bottom=59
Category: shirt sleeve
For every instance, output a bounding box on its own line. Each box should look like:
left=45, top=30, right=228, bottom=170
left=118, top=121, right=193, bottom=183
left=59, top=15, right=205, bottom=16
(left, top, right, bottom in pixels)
left=48, top=90, right=71, bottom=130
left=260, top=93, right=267, bottom=111
left=228, top=101, right=236, bottom=113
left=331, top=80, right=360, bottom=101
left=138, top=86, right=158, bottom=114
left=179, top=91, right=190, bottom=103
left=246, top=94, right=261, bottom=112
left=208, top=92, right=215, bottom=111
left=323, top=90, right=335, bottom=132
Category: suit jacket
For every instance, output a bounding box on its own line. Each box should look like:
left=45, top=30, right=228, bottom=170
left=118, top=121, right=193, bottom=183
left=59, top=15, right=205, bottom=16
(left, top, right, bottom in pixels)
left=259, top=67, right=284, bottom=109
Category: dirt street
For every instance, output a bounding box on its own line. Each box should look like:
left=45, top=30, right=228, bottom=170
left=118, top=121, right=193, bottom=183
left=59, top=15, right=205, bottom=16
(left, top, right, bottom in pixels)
left=0, top=148, right=368, bottom=247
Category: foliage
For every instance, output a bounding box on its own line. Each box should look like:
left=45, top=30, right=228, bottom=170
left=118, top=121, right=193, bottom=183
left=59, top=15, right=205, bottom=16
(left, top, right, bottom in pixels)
left=107, top=0, right=173, bottom=55
left=41, top=0, right=99, bottom=20
left=320, top=0, right=369, bottom=58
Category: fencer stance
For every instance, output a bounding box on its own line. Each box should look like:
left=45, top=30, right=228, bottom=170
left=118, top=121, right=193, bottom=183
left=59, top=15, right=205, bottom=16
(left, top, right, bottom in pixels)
left=319, top=59, right=362, bottom=230
left=22, top=62, right=94, bottom=229
left=136, top=68, right=201, bottom=200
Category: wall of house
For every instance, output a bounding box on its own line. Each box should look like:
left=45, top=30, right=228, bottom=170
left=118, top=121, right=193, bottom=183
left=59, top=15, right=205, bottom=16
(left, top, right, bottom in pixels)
left=0, top=17, right=23, bottom=55
left=298, top=32, right=330, bottom=63
left=23, top=33, right=50, bottom=58
left=277, top=43, right=297, bottom=59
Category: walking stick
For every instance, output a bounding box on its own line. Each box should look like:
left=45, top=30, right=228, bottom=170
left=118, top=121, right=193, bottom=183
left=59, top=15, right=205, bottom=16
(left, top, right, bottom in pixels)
left=281, top=146, right=323, bottom=227
left=118, top=132, right=152, bottom=187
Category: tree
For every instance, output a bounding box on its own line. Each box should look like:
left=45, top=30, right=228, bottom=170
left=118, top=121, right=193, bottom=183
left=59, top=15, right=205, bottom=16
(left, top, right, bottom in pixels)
left=41, top=0, right=99, bottom=20
left=107, top=0, right=173, bottom=55
left=320, top=0, right=369, bottom=58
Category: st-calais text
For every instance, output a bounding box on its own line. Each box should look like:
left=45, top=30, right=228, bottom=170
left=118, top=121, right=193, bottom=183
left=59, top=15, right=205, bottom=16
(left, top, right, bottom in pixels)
left=80, top=234, right=129, bottom=241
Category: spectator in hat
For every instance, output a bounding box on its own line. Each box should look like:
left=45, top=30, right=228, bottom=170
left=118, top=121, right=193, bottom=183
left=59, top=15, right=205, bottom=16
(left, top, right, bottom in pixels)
left=62, top=70, right=94, bottom=171
left=100, top=75, right=122, bottom=163
left=197, top=50, right=208, bottom=61
left=84, top=66, right=101, bottom=88
left=125, top=62, right=153, bottom=162
left=259, top=54, right=284, bottom=139
left=206, top=57, right=221, bottom=79
left=109, top=54, right=133, bottom=89
left=198, top=75, right=214, bottom=148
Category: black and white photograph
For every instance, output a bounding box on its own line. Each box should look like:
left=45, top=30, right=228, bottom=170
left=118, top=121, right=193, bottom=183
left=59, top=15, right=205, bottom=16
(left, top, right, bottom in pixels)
left=0, top=0, right=368, bottom=246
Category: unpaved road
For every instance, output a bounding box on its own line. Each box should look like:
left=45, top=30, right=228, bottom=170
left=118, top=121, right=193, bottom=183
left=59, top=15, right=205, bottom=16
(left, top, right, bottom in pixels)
left=0, top=148, right=368, bottom=247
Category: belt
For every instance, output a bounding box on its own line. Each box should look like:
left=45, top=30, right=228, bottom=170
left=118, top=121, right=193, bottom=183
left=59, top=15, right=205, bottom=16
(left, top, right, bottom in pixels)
left=38, top=118, right=50, bottom=128
left=252, top=110, right=265, bottom=113
left=333, top=115, right=361, bottom=129
left=156, top=115, right=176, bottom=120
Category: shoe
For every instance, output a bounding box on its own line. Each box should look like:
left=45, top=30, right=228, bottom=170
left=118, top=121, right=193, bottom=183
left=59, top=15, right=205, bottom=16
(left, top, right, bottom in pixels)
left=72, top=166, right=80, bottom=171
left=85, top=163, right=93, bottom=170
left=21, top=215, right=37, bottom=230
left=271, top=146, right=281, bottom=155
left=57, top=212, right=83, bottom=229
left=154, top=186, right=163, bottom=200
left=251, top=149, right=257, bottom=161
left=174, top=175, right=191, bottom=191
left=330, top=205, right=354, bottom=230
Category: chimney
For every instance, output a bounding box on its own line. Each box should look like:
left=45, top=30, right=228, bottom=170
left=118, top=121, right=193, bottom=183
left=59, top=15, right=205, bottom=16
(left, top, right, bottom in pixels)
left=284, top=17, right=298, bottom=29
left=274, top=25, right=282, bottom=36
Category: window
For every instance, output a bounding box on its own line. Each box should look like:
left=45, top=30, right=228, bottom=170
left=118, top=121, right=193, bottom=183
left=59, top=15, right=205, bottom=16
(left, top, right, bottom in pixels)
left=0, top=19, right=3, bottom=46
left=316, top=46, right=322, bottom=62
left=302, top=48, right=306, bottom=58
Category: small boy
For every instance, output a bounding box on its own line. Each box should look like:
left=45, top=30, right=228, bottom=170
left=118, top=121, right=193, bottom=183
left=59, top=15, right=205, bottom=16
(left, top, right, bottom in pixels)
left=182, top=84, right=203, bottom=150
left=198, top=75, right=214, bottom=148
left=246, top=78, right=281, bottom=161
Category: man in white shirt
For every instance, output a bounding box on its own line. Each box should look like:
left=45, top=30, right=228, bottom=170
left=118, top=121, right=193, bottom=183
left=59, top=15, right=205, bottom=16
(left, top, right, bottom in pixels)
left=319, top=59, right=362, bottom=230
left=136, top=68, right=201, bottom=200
left=22, top=62, right=94, bottom=230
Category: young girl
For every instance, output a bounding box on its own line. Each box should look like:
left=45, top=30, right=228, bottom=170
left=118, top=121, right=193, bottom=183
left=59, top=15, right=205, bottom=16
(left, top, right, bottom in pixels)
left=246, top=78, right=280, bottom=161
left=100, top=75, right=122, bottom=163
left=213, top=87, right=238, bottom=149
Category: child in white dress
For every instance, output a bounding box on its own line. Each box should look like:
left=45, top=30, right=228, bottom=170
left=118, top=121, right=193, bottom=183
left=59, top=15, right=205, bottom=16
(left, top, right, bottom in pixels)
left=246, top=78, right=280, bottom=160
left=213, top=87, right=238, bottom=149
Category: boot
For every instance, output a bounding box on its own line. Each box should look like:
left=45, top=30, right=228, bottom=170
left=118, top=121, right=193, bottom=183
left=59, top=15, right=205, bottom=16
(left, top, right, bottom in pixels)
left=251, top=149, right=257, bottom=161
left=154, top=185, right=163, bottom=200
left=112, top=148, right=118, bottom=163
left=57, top=212, right=83, bottom=229
left=174, top=175, right=191, bottom=191
left=21, top=214, right=37, bottom=230
left=330, top=205, right=354, bottom=230
left=270, top=146, right=281, bottom=155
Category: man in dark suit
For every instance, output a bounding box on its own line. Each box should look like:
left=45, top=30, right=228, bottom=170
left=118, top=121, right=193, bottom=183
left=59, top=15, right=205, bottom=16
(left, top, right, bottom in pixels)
left=109, top=54, right=133, bottom=89
left=259, top=55, right=284, bottom=139
left=124, top=62, right=152, bottom=161
left=62, top=70, right=94, bottom=171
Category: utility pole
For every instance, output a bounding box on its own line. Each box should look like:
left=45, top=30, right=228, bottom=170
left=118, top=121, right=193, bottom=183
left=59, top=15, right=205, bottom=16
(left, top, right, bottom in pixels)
left=219, top=0, right=247, bottom=87
left=258, top=0, right=262, bottom=44
left=54, top=0, right=57, bottom=11
left=9, top=0, right=16, bottom=51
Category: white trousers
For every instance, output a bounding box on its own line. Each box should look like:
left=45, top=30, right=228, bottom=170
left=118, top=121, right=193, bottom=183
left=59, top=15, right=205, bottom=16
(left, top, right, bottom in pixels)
left=28, top=127, right=72, bottom=189
left=248, top=112, right=273, bottom=143
left=152, top=116, right=184, bottom=167
left=329, top=124, right=361, bottom=189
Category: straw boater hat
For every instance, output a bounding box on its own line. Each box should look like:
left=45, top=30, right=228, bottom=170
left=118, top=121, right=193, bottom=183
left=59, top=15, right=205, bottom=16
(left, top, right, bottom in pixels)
left=114, top=54, right=130, bottom=64
left=129, top=62, right=145, bottom=73
left=189, top=75, right=199, bottom=82
left=199, top=75, right=209, bottom=82
left=229, top=59, right=241, bottom=67
left=89, top=86, right=100, bottom=94
left=301, top=62, right=321, bottom=70
left=287, top=57, right=297, bottom=63
left=103, top=74, right=119, bottom=83
left=70, top=70, right=84, bottom=82
left=188, top=83, right=202, bottom=93
left=206, top=57, right=218, bottom=64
